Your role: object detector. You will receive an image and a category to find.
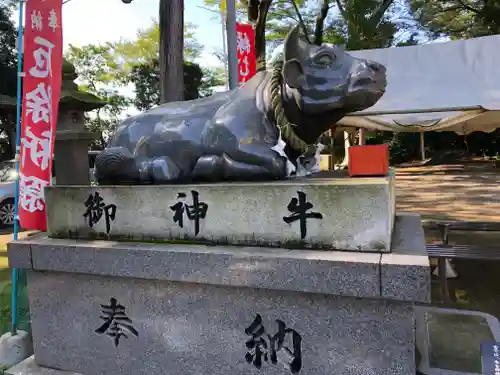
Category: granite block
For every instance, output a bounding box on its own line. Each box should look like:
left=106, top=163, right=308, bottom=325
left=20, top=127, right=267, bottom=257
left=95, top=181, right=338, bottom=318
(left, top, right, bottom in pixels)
left=390, top=213, right=427, bottom=256
left=22, top=237, right=381, bottom=298
left=6, top=239, right=32, bottom=269
left=380, top=213, right=431, bottom=303
left=27, top=271, right=416, bottom=375
left=44, top=175, right=395, bottom=252
left=6, top=213, right=432, bottom=302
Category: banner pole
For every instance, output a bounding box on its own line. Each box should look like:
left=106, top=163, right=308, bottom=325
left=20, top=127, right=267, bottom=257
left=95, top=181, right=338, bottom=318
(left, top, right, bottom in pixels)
left=11, top=0, right=26, bottom=336
left=226, top=0, right=237, bottom=89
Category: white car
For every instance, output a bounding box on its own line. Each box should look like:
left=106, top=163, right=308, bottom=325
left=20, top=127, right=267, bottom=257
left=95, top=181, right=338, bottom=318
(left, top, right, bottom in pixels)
left=0, top=151, right=100, bottom=226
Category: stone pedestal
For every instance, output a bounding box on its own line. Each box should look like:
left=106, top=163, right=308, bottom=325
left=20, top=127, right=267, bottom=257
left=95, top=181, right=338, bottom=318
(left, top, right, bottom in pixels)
left=7, top=213, right=430, bottom=375
left=44, top=173, right=396, bottom=252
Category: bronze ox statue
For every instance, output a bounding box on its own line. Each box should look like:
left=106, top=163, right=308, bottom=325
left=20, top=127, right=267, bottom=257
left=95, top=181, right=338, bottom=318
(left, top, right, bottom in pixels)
left=94, top=26, right=387, bottom=184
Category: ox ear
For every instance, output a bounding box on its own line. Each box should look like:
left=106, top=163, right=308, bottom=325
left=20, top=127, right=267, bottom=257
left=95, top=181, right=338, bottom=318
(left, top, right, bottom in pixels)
left=283, top=58, right=305, bottom=89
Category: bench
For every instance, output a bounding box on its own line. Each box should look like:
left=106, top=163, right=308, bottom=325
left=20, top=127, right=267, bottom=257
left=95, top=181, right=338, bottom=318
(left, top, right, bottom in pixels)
left=424, top=221, right=500, bottom=303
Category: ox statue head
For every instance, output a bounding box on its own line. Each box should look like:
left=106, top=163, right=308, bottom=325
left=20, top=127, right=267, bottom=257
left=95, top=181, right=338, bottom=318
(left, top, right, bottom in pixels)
left=280, top=26, right=387, bottom=117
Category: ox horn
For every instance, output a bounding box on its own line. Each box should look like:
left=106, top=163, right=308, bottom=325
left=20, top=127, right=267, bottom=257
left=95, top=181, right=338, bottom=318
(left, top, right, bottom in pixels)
left=284, top=25, right=301, bottom=61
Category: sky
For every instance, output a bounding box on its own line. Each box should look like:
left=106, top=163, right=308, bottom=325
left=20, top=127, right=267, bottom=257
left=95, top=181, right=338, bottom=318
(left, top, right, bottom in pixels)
left=10, top=0, right=228, bottom=117
left=13, top=0, right=224, bottom=68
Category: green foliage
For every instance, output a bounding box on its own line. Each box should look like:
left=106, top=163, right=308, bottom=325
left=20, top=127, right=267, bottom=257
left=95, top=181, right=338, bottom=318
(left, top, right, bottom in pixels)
left=202, top=0, right=248, bottom=19
left=0, top=1, right=18, bottom=159
left=388, top=133, right=420, bottom=164
left=265, top=0, right=309, bottom=41
left=116, top=18, right=224, bottom=110
left=110, top=21, right=203, bottom=73
left=365, top=130, right=500, bottom=165
left=66, top=18, right=222, bottom=132
left=0, top=1, right=16, bottom=96
left=65, top=44, right=121, bottom=89
left=200, top=67, right=226, bottom=97
left=129, top=59, right=225, bottom=111
left=264, top=0, right=418, bottom=50
left=410, top=0, right=500, bottom=39
left=128, top=59, right=205, bottom=111
left=65, top=45, right=131, bottom=150
left=336, top=0, right=398, bottom=49
left=128, top=61, right=159, bottom=112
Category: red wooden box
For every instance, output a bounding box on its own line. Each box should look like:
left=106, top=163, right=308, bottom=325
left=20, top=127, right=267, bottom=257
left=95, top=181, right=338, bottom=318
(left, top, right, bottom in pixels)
left=348, top=144, right=389, bottom=177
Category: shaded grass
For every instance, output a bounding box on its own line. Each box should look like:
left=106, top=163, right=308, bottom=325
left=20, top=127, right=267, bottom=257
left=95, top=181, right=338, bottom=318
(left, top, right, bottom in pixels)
left=0, top=242, right=10, bottom=335
left=0, top=270, right=30, bottom=336
left=0, top=244, right=29, bottom=337
left=0, top=268, right=12, bottom=335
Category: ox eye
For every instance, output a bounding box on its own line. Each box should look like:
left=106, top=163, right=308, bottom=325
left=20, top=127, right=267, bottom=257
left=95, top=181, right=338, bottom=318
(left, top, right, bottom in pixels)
left=314, top=53, right=335, bottom=66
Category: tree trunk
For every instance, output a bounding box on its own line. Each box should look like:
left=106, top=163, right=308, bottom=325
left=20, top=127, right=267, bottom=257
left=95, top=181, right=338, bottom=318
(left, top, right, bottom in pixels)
left=249, top=0, right=272, bottom=71
left=159, top=0, right=184, bottom=103
left=314, top=0, right=330, bottom=45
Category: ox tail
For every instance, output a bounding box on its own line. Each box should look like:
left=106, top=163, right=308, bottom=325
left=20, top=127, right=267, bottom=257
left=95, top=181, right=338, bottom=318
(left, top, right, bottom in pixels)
left=94, top=147, right=139, bottom=185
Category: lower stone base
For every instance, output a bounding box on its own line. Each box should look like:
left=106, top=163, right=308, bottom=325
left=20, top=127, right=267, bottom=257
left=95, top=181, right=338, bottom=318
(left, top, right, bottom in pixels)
left=6, top=356, right=82, bottom=375
left=26, top=271, right=416, bottom=375
left=7, top=213, right=430, bottom=375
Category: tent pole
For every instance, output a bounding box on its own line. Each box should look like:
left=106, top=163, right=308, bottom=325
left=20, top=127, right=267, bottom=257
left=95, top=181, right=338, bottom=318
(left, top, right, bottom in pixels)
left=420, top=132, right=425, bottom=161
left=226, top=0, right=238, bottom=89
left=345, top=105, right=484, bottom=117
left=359, top=129, right=365, bottom=145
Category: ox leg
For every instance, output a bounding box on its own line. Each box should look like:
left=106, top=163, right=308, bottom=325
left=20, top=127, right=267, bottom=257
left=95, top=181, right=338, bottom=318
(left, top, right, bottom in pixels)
left=138, top=156, right=182, bottom=183
left=191, top=151, right=286, bottom=181
left=220, top=153, right=283, bottom=179
left=229, top=142, right=288, bottom=178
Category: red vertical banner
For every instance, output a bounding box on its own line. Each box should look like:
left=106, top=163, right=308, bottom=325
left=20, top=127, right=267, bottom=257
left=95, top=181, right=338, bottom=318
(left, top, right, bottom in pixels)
left=19, top=0, right=63, bottom=231
left=236, top=23, right=256, bottom=85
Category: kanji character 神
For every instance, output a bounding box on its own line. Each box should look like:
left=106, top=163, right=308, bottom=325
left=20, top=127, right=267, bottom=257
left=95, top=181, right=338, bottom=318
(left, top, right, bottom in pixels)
left=21, top=126, right=52, bottom=171
left=25, top=83, right=52, bottom=124
left=19, top=173, right=48, bottom=213
left=29, top=36, right=55, bottom=78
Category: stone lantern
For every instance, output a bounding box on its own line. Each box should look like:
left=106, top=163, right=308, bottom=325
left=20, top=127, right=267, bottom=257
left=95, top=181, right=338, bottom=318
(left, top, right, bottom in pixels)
left=54, top=59, right=106, bottom=185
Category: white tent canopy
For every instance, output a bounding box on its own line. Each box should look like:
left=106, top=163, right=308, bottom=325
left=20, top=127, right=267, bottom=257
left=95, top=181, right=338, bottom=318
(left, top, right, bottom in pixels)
left=337, top=35, right=500, bottom=134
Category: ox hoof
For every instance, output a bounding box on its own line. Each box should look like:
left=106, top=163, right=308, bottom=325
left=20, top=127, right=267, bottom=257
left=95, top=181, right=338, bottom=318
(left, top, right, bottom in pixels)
left=147, top=157, right=181, bottom=183
left=95, top=147, right=138, bottom=184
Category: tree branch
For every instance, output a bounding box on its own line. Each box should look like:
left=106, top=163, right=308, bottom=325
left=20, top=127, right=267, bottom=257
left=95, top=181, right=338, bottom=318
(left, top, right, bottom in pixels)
left=335, top=0, right=346, bottom=19
left=290, top=0, right=311, bottom=43
left=457, top=0, right=481, bottom=14
left=441, top=5, right=463, bottom=12
left=370, top=0, right=395, bottom=26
